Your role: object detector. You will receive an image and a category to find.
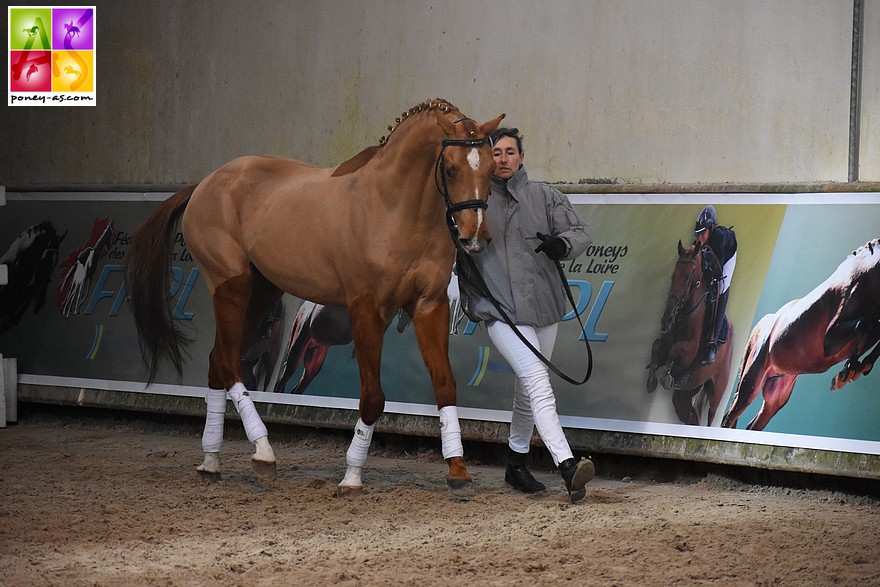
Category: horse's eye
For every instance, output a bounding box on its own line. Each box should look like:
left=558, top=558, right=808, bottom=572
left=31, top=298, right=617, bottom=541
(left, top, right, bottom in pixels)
left=445, top=167, right=456, bottom=179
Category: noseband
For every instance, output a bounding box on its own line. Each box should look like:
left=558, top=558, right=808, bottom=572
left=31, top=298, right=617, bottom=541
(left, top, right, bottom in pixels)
left=435, top=117, right=491, bottom=239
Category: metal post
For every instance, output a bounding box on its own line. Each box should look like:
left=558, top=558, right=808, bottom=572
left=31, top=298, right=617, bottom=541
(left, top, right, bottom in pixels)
left=848, top=0, right=864, bottom=183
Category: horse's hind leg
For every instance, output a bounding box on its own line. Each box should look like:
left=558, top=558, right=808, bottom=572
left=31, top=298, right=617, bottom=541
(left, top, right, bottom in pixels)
left=410, top=297, right=472, bottom=490
left=200, top=271, right=281, bottom=478
left=747, top=374, right=797, bottom=431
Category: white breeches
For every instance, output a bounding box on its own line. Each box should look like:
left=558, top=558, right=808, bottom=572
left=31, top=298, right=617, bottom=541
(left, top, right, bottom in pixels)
left=487, top=320, right=573, bottom=466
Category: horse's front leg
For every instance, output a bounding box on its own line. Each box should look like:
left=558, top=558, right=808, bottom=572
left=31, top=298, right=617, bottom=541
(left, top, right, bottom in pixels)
left=411, top=297, right=472, bottom=490
left=831, top=340, right=880, bottom=390
left=338, top=298, right=388, bottom=494
left=646, top=336, right=666, bottom=393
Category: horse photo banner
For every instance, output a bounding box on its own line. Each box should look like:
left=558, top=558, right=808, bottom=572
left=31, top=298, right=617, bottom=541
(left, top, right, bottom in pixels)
left=2, top=191, right=879, bottom=457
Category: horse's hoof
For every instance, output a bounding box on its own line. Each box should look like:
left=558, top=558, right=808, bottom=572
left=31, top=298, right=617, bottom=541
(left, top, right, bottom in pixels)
left=448, top=478, right=476, bottom=500
left=660, top=373, right=673, bottom=390
left=251, top=460, right=277, bottom=479
left=197, top=469, right=222, bottom=483
left=335, top=485, right=366, bottom=498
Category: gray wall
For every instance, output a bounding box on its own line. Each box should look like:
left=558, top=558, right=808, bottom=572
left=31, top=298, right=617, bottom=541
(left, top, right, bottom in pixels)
left=2, top=0, right=878, bottom=187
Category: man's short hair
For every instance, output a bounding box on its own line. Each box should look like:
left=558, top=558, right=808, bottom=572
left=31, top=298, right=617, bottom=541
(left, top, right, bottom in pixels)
left=490, top=127, right=524, bottom=154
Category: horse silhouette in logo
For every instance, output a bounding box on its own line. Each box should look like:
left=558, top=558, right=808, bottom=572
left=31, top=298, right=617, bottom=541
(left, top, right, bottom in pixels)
left=723, top=238, right=880, bottom=430
left=64, top=21, right=80, bottom=39
left=0, top=221, right=67, bottom=335
left=57, top=217, right=115, bottom=317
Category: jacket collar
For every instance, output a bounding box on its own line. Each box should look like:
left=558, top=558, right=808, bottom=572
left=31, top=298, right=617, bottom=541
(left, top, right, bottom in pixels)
left=491, top=166, right=529, bottom=199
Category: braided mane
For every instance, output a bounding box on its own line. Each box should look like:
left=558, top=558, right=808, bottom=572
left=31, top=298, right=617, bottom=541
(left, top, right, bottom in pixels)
left=378, top=98, right=458, bottom=145
left=331, top=99, right=460, bottom=178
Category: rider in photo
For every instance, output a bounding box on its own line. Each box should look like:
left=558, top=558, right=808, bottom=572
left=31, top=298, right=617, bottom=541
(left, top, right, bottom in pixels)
left=694, top=205, right=737, bottom=365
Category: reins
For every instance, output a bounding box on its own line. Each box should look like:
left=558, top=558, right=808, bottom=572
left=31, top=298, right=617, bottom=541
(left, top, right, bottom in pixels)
left=455, top=249, right=593, bottom=385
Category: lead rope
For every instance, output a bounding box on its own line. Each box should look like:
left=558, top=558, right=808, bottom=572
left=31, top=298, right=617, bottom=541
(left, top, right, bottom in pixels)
left=455, top=248, right=593, bottom=385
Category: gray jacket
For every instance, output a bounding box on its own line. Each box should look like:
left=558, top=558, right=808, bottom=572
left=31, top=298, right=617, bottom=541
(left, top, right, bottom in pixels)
left=457, top=166, right=591, bottom=327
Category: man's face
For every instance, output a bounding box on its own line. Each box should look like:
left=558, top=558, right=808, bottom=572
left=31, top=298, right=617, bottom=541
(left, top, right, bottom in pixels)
left=492, top=135, right=524, bottom=180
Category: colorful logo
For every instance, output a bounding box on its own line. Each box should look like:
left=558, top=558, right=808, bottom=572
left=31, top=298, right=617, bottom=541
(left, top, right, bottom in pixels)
left=8, top=6, right=96, bottom=106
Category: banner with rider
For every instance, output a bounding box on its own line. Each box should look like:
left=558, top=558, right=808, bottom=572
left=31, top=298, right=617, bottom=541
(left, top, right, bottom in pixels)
left=2, top=191, right=879, bottom=456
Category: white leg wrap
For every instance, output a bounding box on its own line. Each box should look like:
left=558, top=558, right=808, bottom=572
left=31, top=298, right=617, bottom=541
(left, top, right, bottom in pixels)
left=439, top=405, right=464, bottom=459
left=201, top=389, right=227, bottom=453
left=227, top=382, right=268, bottom=443
left=345, top=418, right=374, bottom=468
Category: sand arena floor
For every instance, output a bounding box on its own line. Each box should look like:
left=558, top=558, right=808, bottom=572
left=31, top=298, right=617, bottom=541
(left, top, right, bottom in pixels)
left=1, top=407, right=878, bottom=586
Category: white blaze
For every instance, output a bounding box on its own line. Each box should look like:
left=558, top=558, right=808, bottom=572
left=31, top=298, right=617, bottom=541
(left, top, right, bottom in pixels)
left=467, top=148, right=480, bottom=172
left=464, top=148, right=485, bottom=243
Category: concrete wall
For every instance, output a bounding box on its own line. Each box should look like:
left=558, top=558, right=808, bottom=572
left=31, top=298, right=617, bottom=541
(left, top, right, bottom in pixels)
left=2, top=0, right=878, bottom=187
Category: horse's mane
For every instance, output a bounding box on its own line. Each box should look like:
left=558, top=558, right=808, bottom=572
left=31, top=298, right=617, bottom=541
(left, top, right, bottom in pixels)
left=331, top=98, right=459, bottom=177
left=850, top=238, right=880, bottom=258
left=378, top=98, right=458, bottom=146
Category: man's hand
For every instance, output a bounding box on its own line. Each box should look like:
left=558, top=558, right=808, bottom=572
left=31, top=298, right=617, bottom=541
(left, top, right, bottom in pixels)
left=535, top=232, right=567, bottom=260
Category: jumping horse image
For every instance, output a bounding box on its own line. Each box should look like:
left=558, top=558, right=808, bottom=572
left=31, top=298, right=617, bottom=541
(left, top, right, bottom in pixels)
left=722, top=238, right=880, bottom=430
left=647, top=240, right=734, bottom=426
left=125, top=99, right=504, bottom=491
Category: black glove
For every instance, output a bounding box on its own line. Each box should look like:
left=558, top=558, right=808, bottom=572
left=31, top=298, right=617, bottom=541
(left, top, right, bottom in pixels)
left=534, top=232, right=567, bottom=260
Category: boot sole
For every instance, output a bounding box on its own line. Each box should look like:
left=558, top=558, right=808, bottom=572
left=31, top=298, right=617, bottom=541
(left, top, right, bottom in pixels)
left=569, top=459, right=595, bottom=503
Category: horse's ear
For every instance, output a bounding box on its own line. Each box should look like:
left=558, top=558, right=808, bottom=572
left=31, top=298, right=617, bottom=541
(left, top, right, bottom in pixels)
left=480, top=113, right=506, bottom=136
left=678, top=240, right=685, bottom=256
left=433, top=109, right=456, bottom=136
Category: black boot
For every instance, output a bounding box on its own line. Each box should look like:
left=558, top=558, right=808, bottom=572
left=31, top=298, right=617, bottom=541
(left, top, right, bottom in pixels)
left=702, top=290, right=728, bottom=365
left=703, top=341, right=717, bottom=365
left=505, top=448, right=546, bottom=493
left=559, top=457, right=595, bottom=503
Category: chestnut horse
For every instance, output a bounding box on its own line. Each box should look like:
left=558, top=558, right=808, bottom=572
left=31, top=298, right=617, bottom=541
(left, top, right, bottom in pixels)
left=125, top=99, right=504, bottom=491
left=647, top=240, right=734, bottom=426
left=722, top=238, right=880, bottom=431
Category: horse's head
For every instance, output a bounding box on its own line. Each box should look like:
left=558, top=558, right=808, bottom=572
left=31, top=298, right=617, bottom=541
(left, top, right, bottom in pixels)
left=433, top=108, right=505, bottom=254
left=661, top=240, right=703, bottom=333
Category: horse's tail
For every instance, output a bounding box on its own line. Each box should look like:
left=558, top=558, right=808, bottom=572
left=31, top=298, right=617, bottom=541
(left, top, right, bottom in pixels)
left=124, top=185, right=198, bottom=383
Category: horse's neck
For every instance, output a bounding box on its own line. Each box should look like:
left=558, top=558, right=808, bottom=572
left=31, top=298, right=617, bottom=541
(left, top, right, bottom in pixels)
left=379, top=116, right=443, bottom=169
left=368, top=118, right=445, bottom=208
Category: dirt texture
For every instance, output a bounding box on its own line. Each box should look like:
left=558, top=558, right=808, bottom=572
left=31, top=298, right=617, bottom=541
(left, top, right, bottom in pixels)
left=1, top=408, right=878, bottom=586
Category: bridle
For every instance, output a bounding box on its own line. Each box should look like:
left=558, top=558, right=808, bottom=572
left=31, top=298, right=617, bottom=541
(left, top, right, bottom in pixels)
left=663, top=254, right=708, bottom=334
left=434, top=116, right=491, bottom=239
